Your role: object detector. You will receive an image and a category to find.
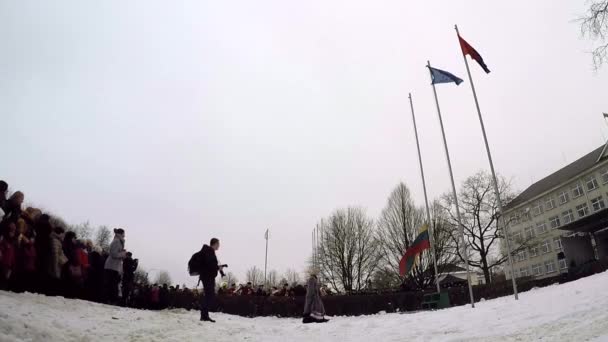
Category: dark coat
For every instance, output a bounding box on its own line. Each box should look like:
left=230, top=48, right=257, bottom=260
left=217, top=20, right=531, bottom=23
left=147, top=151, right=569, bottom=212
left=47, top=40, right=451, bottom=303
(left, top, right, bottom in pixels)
left=199, top=245, right=219, bottom=280
left=123, top=256, right=138, bottom=283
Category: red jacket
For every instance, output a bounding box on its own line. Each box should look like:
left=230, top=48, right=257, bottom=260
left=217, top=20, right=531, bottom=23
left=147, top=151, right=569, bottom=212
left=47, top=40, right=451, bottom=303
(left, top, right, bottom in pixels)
left=78, top=248, right=89, bottom=269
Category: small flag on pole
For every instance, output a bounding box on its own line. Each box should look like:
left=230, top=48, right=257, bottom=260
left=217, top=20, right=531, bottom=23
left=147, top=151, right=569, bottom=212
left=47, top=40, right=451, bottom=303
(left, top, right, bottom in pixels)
left=458, top=35, right=490, bottom=74
left=264, top=229, right=269, bottom=240
left=399, top=225, right=431, bottom=276
left=427, top=66, right=463, bottom=85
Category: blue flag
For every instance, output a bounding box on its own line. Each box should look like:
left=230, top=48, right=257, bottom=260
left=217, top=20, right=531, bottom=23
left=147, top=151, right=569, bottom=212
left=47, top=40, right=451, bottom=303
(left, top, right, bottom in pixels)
left=428, top=66, right=463, bottom=85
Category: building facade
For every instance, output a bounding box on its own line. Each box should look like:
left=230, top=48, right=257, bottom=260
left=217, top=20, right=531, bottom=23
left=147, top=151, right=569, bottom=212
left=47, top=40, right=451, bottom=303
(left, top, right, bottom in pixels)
left=503, top=144, right=608, bottom=280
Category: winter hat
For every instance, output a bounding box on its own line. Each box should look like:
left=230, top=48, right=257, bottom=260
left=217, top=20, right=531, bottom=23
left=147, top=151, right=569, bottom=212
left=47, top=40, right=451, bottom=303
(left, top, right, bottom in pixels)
left=113, top=228, right=125, bottom=235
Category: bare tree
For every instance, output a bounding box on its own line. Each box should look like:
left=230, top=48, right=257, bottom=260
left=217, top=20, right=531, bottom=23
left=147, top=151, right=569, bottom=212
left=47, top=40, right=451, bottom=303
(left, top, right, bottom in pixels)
left=266, top=270, right=279, bottom=287
left=316, top=207, right=378, bottom=293
left=134, top=268, right=150, bottom=286
left=69, top=221, right=94, bottom=241
left=49, top=214, right=70, bottom=230
left=224, top=272, right=238, bottom=286
left=246, top=266, right=264, bottom=286
left=442, top=171, right=526, bottom=284
left=376, top=183, right=458, bottom=289
left=283, top=268, right=301, bottom=286
left=580, top=0, right=608, bottom=69
left=95, top=226, right=112, bottom=252
left=154, top=270, right=172, bottom=286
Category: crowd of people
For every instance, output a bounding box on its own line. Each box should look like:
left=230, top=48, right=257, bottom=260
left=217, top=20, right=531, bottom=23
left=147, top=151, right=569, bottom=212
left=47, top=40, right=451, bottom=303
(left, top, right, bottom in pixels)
left=0, top=180, right=328, bottom=323
left=0, top=180, right=141, bottom=305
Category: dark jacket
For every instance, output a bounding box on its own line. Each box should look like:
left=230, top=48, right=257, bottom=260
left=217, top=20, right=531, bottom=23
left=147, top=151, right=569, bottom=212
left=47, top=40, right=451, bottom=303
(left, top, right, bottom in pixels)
left=123, top=256, right=138, bottom=283
left=199, top=244, right=219, bottom=280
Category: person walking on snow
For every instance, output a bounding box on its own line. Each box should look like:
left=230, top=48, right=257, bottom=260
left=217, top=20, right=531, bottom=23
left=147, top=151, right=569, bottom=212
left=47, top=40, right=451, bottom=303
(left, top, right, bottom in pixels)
left=303, top=271, right=329, bottom=324
left=198, top=238, right=221, bottom=323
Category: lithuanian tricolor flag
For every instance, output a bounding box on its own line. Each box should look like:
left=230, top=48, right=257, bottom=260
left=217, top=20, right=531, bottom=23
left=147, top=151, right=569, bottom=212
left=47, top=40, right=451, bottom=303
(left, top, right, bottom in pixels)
left=399, top=225, right=431, bottom=276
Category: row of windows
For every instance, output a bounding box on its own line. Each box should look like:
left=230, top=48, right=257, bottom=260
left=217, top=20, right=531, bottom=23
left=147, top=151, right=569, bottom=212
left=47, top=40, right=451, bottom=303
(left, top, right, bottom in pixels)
left=513, top=238, right=563, bottom=263
left=512, top=195, right=607, bottom=237
left=514, top=259, right=567, bottom=278
left=512, top=170, right=608, bottom=223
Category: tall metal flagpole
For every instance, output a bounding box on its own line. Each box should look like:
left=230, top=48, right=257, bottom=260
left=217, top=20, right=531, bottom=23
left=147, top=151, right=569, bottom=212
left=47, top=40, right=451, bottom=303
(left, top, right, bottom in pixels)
left=454, top=25, right=518, bottom=300
left=408, top=93, right=441, bottom=294
left=428, top=61, right=475, bottom=308
left=264, top=229, right=269, bottom=287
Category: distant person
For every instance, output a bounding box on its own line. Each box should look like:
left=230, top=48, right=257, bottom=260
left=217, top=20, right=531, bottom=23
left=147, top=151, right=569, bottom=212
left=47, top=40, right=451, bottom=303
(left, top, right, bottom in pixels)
left=0, top=220, right=18, bottom=289
left=198, top=238, right=221, bottom=323
left=255, top=285, right=266, bottom=296
left=47, top=226, right=68, bottom=295
left=104, top=228, right=127, bottom=304
left=241, top=282, right=254, bottom=296
left=302, top=272, right=328, bottom=324
left=15, top=218, right=37, bottom=292
left=5, top=191, right=24, bottom=221
left=122, top=252, right=138, bottom=306
left=0, top=180, right=8, bottom=217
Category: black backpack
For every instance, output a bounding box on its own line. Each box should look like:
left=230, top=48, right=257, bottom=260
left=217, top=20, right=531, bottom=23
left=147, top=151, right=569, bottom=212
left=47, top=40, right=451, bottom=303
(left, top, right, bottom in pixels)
left=188, top=250, right=204, bottom=276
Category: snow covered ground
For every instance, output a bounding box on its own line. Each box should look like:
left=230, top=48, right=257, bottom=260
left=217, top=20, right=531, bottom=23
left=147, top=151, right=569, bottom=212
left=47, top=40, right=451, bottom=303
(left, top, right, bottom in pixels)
left=2, top=272, right=608, bottom=342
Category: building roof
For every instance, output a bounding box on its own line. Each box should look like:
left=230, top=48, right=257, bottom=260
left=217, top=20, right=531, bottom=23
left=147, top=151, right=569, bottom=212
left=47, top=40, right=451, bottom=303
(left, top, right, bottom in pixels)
left=504, top=144, right=608, bottom=212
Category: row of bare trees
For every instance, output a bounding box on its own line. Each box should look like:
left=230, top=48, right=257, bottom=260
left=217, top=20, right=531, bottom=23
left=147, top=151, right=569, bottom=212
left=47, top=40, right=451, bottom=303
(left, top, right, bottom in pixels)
left=313, top=171, right=530, bottom=293
left=226, top=267, right=303, bottom=288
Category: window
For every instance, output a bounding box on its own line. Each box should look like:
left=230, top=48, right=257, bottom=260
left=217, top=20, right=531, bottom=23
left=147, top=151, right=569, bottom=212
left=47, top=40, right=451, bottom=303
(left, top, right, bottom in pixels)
left=513, top=269, right=521, bottom=279
left=576, top=203, right=590, bottom=218
left=532, top=203, right=542, bottom=216
left=520, top=267, right=529, bottom=277
left=554, top=237, right=563, bottom=252
left=540, top=240, right=552, bottom=254
left=536, top=222, right=548, bottom=235
left=559, top=259, right=568, bottom=270
left=586, top=176, right=599, bottom=192
left=510, top=215, right=520, bottom=225
left=601, top=169, right=608, bottom=184
left=572, top=183, right=585, bottom=198
left=532, top=264, right=543, bottom=276
left=529, top=245, right=539, bottom=257
left=515, top=249, right=527, bottom=262
left=513, top=231, right=523, bottom=243
left=545, top=197, right=556, bottom=211
left=591, top=196, right=606, bottom=212
left=524, top=226, right=536, bottom=239
left=558, top=191, right=569, bottom=205
left=544, top=260, right=556, bottom=274
left=549, top=216, right=561, bottom=229
left=521, top=211, right=531, bottom=222
left=562, top=209, right=575, bottom=224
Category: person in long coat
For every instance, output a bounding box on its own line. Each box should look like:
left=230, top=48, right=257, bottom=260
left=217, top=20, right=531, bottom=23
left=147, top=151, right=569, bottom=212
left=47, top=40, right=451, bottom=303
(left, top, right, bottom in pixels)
left=303, top=272, right=329, bottom=324
left=104, top=228, right=127, bottom=304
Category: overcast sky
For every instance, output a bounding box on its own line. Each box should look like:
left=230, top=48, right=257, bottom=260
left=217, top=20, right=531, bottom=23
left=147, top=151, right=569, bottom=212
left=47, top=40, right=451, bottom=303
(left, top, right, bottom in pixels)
left=2, top=1, right=607, bottom=287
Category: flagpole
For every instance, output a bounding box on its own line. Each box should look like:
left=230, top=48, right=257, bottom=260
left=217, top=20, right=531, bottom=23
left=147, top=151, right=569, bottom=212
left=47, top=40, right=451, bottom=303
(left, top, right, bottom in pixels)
left=264, top=229, right=269, bottom=287
left=455, top=25, right=518, bottom=300
left=408, top=93, right=442, bottom=294
left=428, top=61, right=475, bottom=308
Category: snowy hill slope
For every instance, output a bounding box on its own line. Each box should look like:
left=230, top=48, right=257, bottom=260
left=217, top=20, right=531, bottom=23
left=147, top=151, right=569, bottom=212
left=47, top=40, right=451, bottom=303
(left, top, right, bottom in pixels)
left=2, top=272, right=608, bottom=342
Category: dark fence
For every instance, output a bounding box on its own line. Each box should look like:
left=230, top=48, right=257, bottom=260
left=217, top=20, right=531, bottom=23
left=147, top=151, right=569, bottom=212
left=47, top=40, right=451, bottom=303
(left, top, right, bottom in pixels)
left=212, top=260, right=608, bottom=318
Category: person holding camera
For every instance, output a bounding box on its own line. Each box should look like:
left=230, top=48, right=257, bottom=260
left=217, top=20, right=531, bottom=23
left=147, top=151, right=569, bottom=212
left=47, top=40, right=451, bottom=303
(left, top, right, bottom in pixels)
left=198, top=238, right=225, bottom=323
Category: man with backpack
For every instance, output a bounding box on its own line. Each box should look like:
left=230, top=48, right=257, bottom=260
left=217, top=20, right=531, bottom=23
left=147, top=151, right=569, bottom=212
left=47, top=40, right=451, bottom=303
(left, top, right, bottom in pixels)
left=190, top=238, right=222, bottom=323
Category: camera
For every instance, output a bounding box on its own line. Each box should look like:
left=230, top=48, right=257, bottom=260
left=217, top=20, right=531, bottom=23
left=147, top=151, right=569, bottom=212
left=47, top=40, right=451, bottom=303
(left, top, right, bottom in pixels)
left=219, top=264, right=228, bottom=277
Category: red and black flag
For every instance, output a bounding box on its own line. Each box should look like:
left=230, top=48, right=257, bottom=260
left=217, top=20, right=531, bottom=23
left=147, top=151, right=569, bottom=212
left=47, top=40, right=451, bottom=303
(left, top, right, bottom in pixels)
left=458, top=35, right=490, bottom=74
